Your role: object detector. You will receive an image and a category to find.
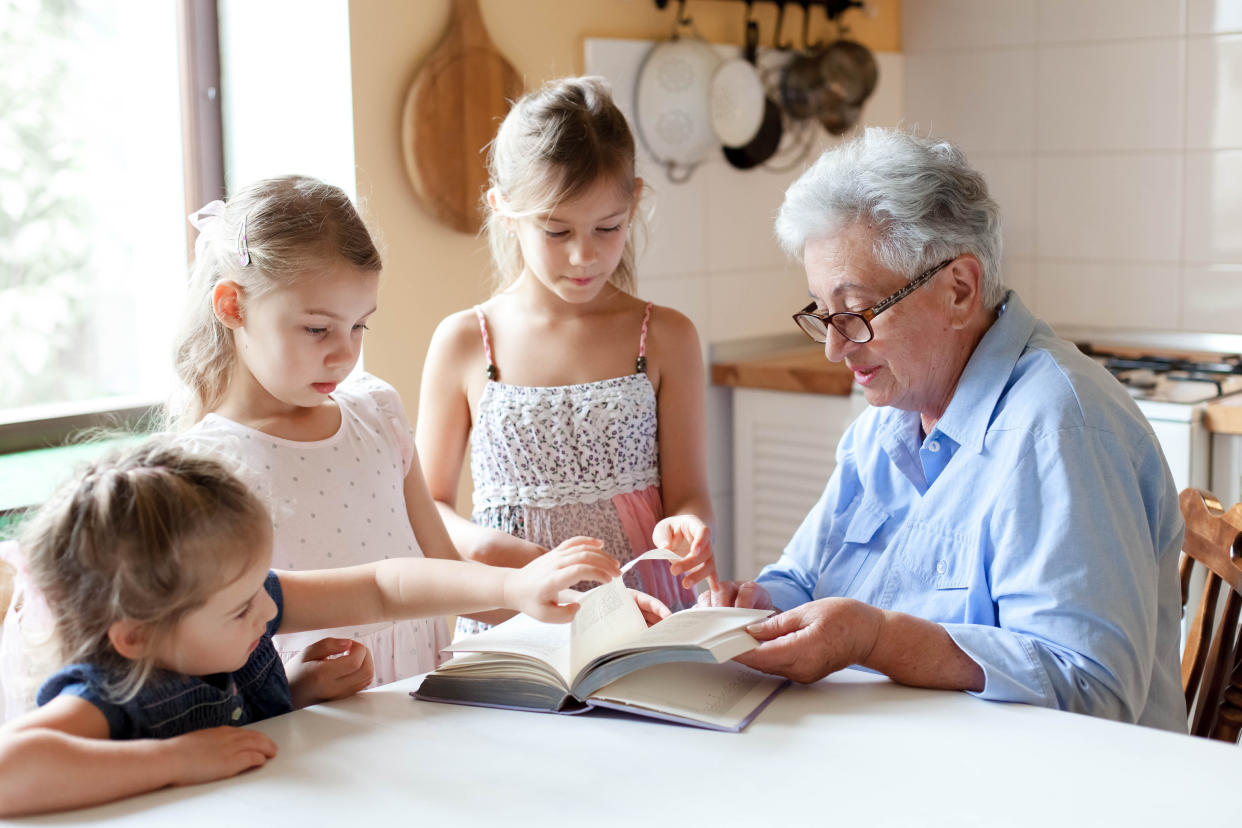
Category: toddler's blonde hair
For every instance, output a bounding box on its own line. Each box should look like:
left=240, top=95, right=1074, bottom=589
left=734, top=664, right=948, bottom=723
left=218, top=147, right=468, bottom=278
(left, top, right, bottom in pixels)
left=20, top=439, right=271, bottom=702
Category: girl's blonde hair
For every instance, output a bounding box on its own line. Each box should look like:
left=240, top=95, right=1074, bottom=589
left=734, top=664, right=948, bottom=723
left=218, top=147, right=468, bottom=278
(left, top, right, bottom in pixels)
left=484, top=76, right=644, bottom=295
left=169, top=175, right=382, bottom=429
left=20, top=439, right=271, bottom=702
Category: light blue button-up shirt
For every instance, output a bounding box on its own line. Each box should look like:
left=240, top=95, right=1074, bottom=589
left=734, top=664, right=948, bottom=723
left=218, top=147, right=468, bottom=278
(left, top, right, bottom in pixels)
left=757, top=292, right=1187, bottom=731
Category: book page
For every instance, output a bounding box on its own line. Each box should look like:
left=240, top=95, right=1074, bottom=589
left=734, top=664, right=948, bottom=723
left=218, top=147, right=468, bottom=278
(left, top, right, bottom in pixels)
left=442, top=612, right=572, bottom=683
left=569, top=578, right=648, bottom=680
left=632, top=607, right=771, bottom=649
left=589, top=661, right=788, bottom=731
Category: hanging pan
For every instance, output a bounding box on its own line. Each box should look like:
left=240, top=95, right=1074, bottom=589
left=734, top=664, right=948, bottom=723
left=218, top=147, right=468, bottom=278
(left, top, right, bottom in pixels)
left=722, top=19, right=783, bottom=170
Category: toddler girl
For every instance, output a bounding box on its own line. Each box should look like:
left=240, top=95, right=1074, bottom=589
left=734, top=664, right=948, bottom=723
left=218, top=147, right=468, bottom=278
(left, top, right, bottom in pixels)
left=0, top=440, right=619, bottom=816
left=416, top=76, right=718, bottom=635
left=171, top=175, right=455, bottom=683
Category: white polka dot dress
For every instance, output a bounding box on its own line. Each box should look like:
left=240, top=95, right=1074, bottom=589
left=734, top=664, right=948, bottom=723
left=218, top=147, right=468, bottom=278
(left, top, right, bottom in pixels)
left=184, top=373, right=450, bottom=686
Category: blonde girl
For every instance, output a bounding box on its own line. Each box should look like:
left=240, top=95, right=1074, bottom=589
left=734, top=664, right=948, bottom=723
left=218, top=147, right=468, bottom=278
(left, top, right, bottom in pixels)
left=171, top=175, right=460, bottom=685
left=417, top=76, right=718, bottom=634
left=0, top=440, right=620, bottom=816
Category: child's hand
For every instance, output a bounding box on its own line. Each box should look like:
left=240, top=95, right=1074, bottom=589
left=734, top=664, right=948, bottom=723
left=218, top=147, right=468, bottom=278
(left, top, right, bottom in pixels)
left=286, top=637, right=374, bottom=708
left=629, top=588, right=672, bottom=625
left=504, top=536, right=621, bottom=623
left=652, top=515, right=718, bottom=591
left=696, top=580, right=774, bottom=611
left=163, top=726, right=277, bottom=786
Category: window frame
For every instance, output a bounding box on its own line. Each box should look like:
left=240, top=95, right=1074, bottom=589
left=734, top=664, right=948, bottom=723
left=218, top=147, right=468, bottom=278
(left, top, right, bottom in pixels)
left=0, top=0, right=224, bottom=454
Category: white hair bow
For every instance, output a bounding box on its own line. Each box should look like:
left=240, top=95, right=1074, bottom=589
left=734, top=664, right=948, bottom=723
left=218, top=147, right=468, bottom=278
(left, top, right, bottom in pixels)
left=187, top=200, right=249, bottom=265
left=188, top=199, right=225, bottom=232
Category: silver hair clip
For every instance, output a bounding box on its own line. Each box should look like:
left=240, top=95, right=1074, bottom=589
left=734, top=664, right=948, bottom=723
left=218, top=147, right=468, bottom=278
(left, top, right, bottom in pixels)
left=237, top=215, right=250, bottom=266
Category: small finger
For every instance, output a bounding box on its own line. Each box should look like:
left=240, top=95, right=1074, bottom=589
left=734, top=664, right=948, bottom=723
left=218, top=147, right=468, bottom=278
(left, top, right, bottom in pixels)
left=557, top=563, right=619, bottom=585
left=300, top=637, right=353, bottom=661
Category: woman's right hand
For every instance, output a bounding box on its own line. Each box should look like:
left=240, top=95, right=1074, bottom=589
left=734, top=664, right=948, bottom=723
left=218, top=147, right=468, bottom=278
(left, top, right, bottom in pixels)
left=165, top=726, right=277, bottom=786
left=503, top=536, right=620, bottom=622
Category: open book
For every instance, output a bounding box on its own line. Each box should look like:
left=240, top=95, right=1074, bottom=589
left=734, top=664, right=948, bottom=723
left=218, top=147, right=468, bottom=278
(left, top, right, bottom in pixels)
left=414, top=550, right=789, bottom=731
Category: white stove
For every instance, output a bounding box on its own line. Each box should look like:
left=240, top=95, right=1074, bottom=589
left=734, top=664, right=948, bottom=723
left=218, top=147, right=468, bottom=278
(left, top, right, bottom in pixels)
left=1059, top=327, right=1242, bottom=493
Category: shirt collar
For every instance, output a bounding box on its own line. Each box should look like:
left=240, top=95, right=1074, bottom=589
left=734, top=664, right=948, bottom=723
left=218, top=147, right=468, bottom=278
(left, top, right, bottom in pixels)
left=931, top=290, right=1037, bottom=454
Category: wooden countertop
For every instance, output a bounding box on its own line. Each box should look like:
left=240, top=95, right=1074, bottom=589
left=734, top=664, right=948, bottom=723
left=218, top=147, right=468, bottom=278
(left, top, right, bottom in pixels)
left=1204, top=394, right=1242, bottom=435
left=711, top=344, right=854, bottom=396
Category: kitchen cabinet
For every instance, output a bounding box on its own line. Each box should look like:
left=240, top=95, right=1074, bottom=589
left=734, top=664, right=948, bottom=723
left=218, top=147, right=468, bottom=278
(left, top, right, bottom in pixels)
left=729, top=386, right=867, bottom=580
left=711, top=339, right=862, bottom=580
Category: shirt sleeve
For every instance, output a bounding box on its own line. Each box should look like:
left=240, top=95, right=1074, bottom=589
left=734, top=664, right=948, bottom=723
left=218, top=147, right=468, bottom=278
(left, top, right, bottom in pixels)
left=265, top=570, right=285, bottom=637
left=357, top=373, right=416, bottom=477
left=36, top=666, right=131, bottom=739
left=943, top=425, right=1181, bottom=723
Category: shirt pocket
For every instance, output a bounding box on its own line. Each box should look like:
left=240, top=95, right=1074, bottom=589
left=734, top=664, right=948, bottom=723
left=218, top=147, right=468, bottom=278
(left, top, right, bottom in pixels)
left=889, top=522, right=980, bottom=624
left=815, top=496, right=890, bottom=596
left=896, top=520, right=976, bottom=590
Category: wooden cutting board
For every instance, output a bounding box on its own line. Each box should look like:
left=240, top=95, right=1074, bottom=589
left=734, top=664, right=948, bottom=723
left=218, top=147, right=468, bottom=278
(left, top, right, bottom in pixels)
left=401, top=0, right=523, bottom=234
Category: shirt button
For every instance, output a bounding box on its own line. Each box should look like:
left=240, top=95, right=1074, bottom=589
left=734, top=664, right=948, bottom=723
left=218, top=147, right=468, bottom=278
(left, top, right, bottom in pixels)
left=928, top=440, right=941, bottom=453
left=935, top=559, right=947, bottom=575
left=232, top=707, right=242, bottom=721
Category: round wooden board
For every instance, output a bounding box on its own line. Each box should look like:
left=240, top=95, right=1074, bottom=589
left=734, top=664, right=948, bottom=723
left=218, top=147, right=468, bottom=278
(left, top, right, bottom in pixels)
left=401, top=2, right=523, bottom=235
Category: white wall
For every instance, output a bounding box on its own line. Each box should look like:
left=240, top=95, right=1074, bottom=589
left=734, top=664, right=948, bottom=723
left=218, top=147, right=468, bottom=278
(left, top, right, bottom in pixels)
left=585, top=39, right=904, bottom=575
left=903, top=0, right=1242, bottom=335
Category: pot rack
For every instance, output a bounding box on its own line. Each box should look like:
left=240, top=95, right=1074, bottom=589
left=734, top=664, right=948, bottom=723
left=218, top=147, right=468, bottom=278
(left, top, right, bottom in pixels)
left=654, top=0, right=867, bottom=49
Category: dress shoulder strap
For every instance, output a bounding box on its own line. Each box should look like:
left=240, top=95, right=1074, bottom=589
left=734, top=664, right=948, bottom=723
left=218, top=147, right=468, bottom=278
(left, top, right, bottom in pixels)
left=635, top=302, right=653, bottom=374
left=473, top=305, right=498, bottom=380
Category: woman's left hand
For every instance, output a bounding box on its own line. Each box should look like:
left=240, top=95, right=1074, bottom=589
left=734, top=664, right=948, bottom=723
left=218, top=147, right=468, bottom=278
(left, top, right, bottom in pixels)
left=652, top=515, right=718, bottom=591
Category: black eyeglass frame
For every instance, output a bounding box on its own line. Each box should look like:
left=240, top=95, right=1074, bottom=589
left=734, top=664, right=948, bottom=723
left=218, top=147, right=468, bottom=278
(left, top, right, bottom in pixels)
left=792, top=257, right=957, bottom=344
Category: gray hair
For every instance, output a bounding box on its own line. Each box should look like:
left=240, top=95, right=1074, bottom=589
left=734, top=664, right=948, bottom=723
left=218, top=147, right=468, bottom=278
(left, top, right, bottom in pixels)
left=775, top=128, right=1005, bottom=309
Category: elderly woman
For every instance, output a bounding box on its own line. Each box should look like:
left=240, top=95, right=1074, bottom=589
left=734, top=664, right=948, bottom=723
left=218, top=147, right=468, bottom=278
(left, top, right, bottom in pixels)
left=711, top=129, right=1186, bottom=731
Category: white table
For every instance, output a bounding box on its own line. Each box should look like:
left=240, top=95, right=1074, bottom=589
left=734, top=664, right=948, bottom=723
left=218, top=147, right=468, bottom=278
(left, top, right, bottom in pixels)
left=8, top=669, right=1237, bottom=826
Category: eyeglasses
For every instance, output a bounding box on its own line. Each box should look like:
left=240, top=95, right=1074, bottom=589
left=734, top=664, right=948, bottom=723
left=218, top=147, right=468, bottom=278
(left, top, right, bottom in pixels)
left=792, top=257, right=956, bottom=344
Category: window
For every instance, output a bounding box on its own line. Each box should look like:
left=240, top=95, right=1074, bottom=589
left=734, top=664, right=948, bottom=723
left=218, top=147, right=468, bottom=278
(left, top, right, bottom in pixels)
left=0, top=0, right=221, bottom=452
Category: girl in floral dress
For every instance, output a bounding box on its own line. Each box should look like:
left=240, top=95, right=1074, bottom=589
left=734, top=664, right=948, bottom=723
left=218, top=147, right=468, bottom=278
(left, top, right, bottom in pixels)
left=416, top=77, right=718, bottom=633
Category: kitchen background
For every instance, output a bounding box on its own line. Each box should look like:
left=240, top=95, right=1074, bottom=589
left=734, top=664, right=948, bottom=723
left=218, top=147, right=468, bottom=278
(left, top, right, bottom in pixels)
left=57, top=0, right=1242, bottom=575
left=330, top=0, right=1242, bottom=577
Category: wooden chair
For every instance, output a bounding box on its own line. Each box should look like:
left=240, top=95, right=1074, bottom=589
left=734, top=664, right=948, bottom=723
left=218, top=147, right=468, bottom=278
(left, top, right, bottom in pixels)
left=1178, top=488, right=1242, bottom=741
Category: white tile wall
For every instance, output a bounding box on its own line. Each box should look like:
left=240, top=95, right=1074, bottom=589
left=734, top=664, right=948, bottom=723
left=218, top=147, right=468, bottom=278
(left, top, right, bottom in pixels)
left=1037, top=40, right=1184, bottom=151
left=1186, top=34, right=1242, bottom=149
left=905, top=0, right=1242, bottom=333
left=903, top=0, right=1037, bottom=51
left=904, top=49, right=1037, bottom=155
left=1035, top=154, right=1183, bottom=261
left=1184, top=149, right=1242, bottom=261
left=1188, top=0, right=1242, bottom=35
left=1037, top=0, right=1185, bottom=41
